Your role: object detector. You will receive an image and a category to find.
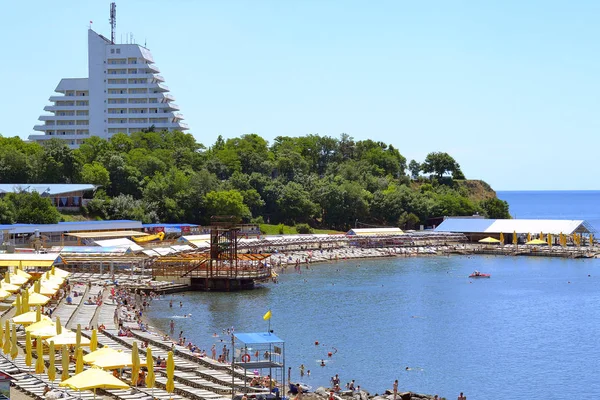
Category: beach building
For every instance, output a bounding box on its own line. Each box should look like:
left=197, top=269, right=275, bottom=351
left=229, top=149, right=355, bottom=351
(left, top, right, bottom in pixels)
left=0, top=220, right=143, bottom=248
left=435, top=218, right=595, bottom=243
left=346, top=227, right=404, bottom=236
left=29, top=4, right=187, bottom=148
left=0, top=183, right=95, bottom=210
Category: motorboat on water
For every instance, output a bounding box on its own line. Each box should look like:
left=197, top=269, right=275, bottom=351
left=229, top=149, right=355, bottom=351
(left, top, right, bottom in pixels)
left=469, top=270, right=491, bottom=278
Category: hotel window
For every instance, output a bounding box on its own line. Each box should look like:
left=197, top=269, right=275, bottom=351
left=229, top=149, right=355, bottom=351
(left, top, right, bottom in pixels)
left=116, top=48, right=121, bottom=54
left=111, top=49, right=115, bottom=54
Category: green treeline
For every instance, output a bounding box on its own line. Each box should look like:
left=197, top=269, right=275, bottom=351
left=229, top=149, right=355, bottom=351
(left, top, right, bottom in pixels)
left=0, top=131, right=510, bottom=228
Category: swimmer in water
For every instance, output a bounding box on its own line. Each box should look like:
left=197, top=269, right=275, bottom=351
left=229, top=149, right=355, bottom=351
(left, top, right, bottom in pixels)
left=320, top=360, right=326, bottom=367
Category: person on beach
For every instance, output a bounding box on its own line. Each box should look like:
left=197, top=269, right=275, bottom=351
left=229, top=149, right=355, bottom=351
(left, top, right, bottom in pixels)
left=211, top=344, right=216, bottom=360
left=300, top=364, right=305, bottom=377
left=170, top=320, right=174, bottom=332
left=393, top=379, right=398, bottom=400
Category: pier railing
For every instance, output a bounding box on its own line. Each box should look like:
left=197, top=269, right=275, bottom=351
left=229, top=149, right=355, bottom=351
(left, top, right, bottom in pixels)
left=151, top=255, right=272, bottom=280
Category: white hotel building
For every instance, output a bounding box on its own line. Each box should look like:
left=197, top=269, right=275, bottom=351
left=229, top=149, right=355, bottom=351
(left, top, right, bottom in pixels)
left=30, top=29, right=188, bottom=148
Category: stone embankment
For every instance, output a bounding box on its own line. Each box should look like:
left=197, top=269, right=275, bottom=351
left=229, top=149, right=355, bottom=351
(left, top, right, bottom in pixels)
left=309, top=387, right=443, bottom=400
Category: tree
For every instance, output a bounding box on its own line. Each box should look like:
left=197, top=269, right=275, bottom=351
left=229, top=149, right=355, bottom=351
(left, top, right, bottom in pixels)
left=5, top=192, right=60, bottom=224
left=276, top=182, right=318, bottom=224
left=81, top=162, right=111, bottom=187
left=480, top=198, right=510, bottom=219
left=421, top=152, right=461, bottom=179
left=203, top=190, right=251, bottom=222
left=408, top=160, right=421, bottom=180
left=0, top=198, right=16, bottom=224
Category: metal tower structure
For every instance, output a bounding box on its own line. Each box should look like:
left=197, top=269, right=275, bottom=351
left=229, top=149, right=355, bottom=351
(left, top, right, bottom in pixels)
left=109, top=2, right=117, bottom=44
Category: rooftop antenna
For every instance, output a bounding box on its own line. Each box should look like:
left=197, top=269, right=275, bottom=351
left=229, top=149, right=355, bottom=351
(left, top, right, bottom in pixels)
left=109, top=2, right=117, bottom=44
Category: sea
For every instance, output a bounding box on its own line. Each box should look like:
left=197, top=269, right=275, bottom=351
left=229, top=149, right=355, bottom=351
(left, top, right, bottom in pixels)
left=145, top=191, right=600, bottom=399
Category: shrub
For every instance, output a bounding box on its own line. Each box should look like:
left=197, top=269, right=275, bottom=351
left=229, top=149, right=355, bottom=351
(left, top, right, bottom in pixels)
left=295, top=223, right=313, bottom=234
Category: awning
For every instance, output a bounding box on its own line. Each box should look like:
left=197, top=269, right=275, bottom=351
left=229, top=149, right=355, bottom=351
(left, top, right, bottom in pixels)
left=65, top=230, right=148, bottom=239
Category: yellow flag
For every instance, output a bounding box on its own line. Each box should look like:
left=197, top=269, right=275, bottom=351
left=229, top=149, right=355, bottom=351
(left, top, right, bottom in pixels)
left=263, top=310, right=272, bottom=321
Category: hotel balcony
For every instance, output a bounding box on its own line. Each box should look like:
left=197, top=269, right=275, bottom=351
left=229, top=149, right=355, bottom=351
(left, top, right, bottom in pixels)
left=49, top=95, right=89, bottom=102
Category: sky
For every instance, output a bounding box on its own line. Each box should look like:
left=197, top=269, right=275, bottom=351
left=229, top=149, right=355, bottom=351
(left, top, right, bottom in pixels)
left=1, top=0, right=599, bottom=191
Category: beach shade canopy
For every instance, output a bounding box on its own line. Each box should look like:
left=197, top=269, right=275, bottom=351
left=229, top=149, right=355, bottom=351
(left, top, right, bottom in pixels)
left=39, top=279, right=61, bottom=289
left=29, top=324, right=61, bottom=339
left=30, top=284, right=58, bottom=297
left=52, top=266, right=70, bottom=278
left=0, top=289, right=10, bottom=301
left=12, top=311, right=50, bottom=325
left=0, top=282, right=21, bottom=293
left=526, top=239, right=548, bottom=245
left=25, top=319, right=54, bottom=332
left=59, top=367, right=129, bottom=391
left=10, top=324, right=18, bottom=359
left=27, top=292, right=51, bottom=306
left=84, top=347, right=119, bottom=364
left=13, top=267, right=32, bottom=280
left=45, top=331, right=91, bottom=347
left=93, top=351, right=146, bottom=369
left=6, top=273, right=28, bottom=286
left=478, top=237, right=501, bottom=244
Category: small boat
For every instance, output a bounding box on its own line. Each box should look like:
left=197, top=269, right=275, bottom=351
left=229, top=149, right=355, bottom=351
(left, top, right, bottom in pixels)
left=469, top=271, right=491, bottom=278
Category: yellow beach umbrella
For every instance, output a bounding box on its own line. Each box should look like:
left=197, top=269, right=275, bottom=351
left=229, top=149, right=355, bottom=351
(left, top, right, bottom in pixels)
left=45, top=331, right=91, bottom=347
left=527, top=233, right=531, bottom=242
left=59, top=367, right=129, bottom=399
left=39, top=279, right=60, bottom=289
left=84, top=347, right=118, bottom=364
left=76, top=347, right=84, bottom=374
left=76, top=324, right=81, bottom=348
left=56, top=316, right=62, bottom=335
left=166, top=351, right=175, bottom=394
left=14, top=267, right=32, bottom=280
left=478, top=237, right=501, bottom=244
left=61, top=346, right=69, bottom=381
left=0, top=318, right=3, bottom=349
left=34, top=280, right=40, bottom=294
left=10, top=324, right=18, bottom=359
left=131, top=342, right=140, bottom=386
left=547, top=233, right=552, bottom=248
left=52, top=267, right=70, bottom=278
left=93, top=351, right=146, bottom=370
left=36, top=305, right=41, bottom=323
left=0, top=288, right=10, bottom=300
left=590, top=234, right=594, bottom=246
left=31, top=284, right=57, bottom=297
left=25, top=331, right=33, bottom=370
left=12, top=311, right=50, bottom=325
left=539, top=232, right=544, bottom=241
left=29, top=324, right=61, bottom=339
left=48, top=341, right=57, bottom=383
left=2, top=321, right=10, bottom=355
left=14, top=294, right=22, bottom=316
left=25, top=319, right=54, bottom=333
left=499, top=232, right=504, bottom=244
left=22, top=290, right=29, bottom=311
left=90, top=329, right=97, bottom=352
left=35, top=333, right=45, bottom=374
left=28, top=292, right=51, bottom=306
left=6, top=274, right=28, bottom=286
left=0, top=282, right=20, bottom=293
left=512, top=231, right=517, bottom=245
left=4, top=272, right=10, bottom=285
left=145, top=347, right=155, bottom=389
left=526, top=239, right=547, bottom=245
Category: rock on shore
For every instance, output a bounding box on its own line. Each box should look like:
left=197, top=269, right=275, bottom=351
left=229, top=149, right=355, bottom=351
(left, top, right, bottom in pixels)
left=306, top=387, right=442, bottom=400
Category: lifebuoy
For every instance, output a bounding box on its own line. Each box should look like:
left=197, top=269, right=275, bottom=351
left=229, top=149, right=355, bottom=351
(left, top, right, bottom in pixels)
left=241, top=353, right=251, bottom=362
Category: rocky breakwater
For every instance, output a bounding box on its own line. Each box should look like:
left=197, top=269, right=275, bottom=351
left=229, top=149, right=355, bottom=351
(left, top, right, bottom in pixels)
left=308, top=387, right=443, bottom=400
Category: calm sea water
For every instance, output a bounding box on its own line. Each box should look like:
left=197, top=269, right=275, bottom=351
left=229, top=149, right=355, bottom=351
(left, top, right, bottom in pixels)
left=146, top=191, right=600, bottom=399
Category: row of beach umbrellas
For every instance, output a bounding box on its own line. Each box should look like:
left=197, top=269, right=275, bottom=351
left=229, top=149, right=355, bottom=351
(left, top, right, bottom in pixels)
left=0, top=264, right=176, bottom=398
left=479, top=231, right=594, bottom=247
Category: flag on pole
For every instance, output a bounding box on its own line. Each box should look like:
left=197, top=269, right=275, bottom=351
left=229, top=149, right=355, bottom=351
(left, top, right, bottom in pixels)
left=263, top=310, right=272, bottom=321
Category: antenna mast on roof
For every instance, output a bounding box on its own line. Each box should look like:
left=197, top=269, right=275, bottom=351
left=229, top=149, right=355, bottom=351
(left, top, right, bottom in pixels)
left=109, top=2, right=117, bottom=44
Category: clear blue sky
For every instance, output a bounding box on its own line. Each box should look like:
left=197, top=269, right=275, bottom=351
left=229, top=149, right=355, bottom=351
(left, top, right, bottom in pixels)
left=1, top=1, right=599, bottom=190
